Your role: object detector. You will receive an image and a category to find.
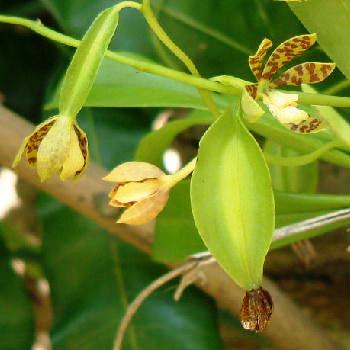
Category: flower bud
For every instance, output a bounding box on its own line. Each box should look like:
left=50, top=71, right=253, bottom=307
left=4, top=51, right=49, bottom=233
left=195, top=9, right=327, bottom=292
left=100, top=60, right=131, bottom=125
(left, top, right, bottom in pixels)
left=103, top=162, right=170, bottom=225
left=13, top=115, right=88, bottom=182
left=240, top=287, right=273, bottom=332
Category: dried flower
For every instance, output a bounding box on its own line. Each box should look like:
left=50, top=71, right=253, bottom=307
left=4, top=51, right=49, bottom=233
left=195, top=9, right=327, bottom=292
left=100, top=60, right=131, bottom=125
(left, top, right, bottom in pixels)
left=104, top=158, right=197, bottom=225
left=103, top=162, right=170, bottom=225
left=240, top=287, right=273, bottom=332
left=13, top=115, right=88, bottom=182
left=245, top=34, right=336, bottom=133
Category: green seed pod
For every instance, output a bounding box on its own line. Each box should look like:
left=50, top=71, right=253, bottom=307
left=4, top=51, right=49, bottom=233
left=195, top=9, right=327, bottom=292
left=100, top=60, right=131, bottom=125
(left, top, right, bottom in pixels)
left=191, top=107, right=274, bottom=290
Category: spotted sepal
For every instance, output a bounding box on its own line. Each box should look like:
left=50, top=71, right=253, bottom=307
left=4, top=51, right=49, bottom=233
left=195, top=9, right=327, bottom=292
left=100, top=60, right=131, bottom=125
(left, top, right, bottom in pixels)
left=73, top=122, right=89, bottom=177
left=245, top=84, right=259, bottom=100
left=271, top=62, right=336, bottom=87
left=288, top=116, right=326, bottom=134
left=262, top=34, right=317, bottom=81
left=249, top=39, right=273, bottom=80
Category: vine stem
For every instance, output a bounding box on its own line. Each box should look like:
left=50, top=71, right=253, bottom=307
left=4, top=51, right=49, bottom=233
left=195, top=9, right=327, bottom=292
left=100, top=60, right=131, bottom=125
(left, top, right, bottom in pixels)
left=141, top=0, right=220, bottom=118
left=264, top=141, right=341, bottom=167
left=2, top=15, right=350, bottom=108
left=166, top=157, right=197, bottom=187
left=113, top=260, right=197, bottom=350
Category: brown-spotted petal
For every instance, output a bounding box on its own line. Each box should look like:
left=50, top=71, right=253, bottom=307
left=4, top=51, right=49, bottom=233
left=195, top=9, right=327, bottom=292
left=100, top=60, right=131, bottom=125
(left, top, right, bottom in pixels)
left=12, top=117, right=57, bottom=169
left=117, top=191, right=169, bottom=225
left=245, top=84, right=259, bottom=100
left=262, top=34, right=317, bottom=81
left=288, top=116, right=326, bottom=134
left=271, top=62, right=336, bottom=87
left=249, top=38, right=273, bottom=80
left=73, top=122, right=89, bottom=177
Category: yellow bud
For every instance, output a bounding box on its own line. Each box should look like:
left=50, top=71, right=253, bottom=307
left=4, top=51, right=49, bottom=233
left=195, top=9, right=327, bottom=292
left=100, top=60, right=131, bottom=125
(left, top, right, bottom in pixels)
left=12, top=115, right=88, bottom=182
left=103, top=162, right=170, bottom=225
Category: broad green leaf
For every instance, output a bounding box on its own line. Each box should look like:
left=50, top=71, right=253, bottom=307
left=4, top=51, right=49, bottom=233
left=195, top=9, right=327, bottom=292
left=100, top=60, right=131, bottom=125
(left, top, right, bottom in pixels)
left=275, top=191, right=350, bottom=214
left=59, top=7, right=119, bottom=117
left=264, top=139, right=318, bottom=193
left=46, top=58, right=230, bottom=110
left=191, top=108, right=274, bottom=290
left=0, top=237, right=34, bottom=349
left=39, top=196, right=223, bottom=350
left=289, top=0, right=350, bottom=80
left=153, top=181, right=205, bottom=262
left=78, top=107, right=151, bottom=166
left=135, top=111, right=212, bottom=167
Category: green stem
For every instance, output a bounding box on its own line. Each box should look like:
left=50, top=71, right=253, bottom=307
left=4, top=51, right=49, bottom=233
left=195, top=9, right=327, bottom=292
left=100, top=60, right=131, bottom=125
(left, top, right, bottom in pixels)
left=295, top=92, right=350, bottom=108
left=167, top=157, right=197, bottom=187
left=1, top=14, right=350, bottom=109
left=264, top=141, right=340, bottom=167
left=0, top=15, right=243, bottom=96
left=141, top=0, right=220, bottom=118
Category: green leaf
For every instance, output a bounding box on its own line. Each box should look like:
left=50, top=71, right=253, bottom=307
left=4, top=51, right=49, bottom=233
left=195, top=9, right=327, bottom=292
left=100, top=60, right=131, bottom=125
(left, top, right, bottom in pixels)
left=135, top=111, right=212, bottom=167
left=46, top=56, right=232, bottom=110
left=39, top=196, right=223, bottom=350
left=191, top=108, right=274, bottom=290
left=289, top=0, right=350, bottom=80
left=264, top=139, right=318, bottom=193
left=0, top=237, right=34, bottom=349
left=153, top=181, right=205, bottom=262
left=59, top=6, right=120, bottom=117
left=78, top=107, right=151, bottom=166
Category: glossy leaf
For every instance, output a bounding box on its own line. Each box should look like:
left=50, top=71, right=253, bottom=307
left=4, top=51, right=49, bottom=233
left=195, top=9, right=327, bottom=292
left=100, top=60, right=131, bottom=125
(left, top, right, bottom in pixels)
left=289, top=0, right=350, bottom=80
left=191, top=108, right=274, bottom=290
left=59, top=7, right=119, bottom=117
left=135, top=111, right=212, bottom=167
left=153, top=181, right=205, bottom=262
left=264, top=139, right=318, bottom=193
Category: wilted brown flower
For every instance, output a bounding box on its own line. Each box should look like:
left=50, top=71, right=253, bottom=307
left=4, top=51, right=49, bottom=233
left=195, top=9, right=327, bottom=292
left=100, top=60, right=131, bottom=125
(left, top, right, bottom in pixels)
left=240, top=287, right=273, bottom=332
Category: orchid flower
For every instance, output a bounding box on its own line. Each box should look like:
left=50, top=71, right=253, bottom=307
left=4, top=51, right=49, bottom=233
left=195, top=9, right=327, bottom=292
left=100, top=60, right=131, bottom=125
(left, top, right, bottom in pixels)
left=244, top=34, right=336, bottom=133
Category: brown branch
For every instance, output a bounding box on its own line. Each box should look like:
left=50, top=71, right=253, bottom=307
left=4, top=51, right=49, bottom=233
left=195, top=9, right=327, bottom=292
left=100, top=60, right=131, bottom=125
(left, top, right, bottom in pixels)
left=0, top=106, right=341, bottom=350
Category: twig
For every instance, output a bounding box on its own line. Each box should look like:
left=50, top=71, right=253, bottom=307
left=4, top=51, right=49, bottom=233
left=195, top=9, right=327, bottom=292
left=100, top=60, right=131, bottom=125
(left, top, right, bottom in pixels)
left=113, top=260, right=197, bottom=350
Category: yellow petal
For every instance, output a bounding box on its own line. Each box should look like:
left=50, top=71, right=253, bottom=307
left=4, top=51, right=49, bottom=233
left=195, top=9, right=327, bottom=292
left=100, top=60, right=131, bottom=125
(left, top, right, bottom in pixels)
left=36, top=116, right=72, bottom=182
left=60, top=126, right=85, bottom=181
left=113, top=179, right=162, bottom=204
left=103, top=162, right=164, bottom=183
left=117, top=191, right=169, bottom=225
left=12, top=136, right=30, bottom=168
